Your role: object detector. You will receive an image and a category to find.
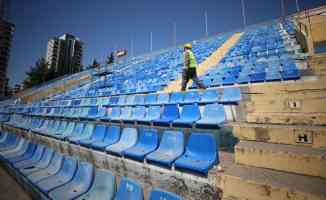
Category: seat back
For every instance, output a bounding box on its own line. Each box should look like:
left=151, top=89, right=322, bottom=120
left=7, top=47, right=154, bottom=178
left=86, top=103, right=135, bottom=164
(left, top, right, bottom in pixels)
left=120, top=107, right=132, bottom=119
left=73, top=161, right=94, bottom=190
left=88, top=106, right=98, bottom=117
left=145, top=94, right=157, bottom=105
left=169, top=92, right=184, bottom=104
left=109, top=96, right=119, bottom=106
left=110, top=107, right=121, bottom=118
left=92, top=124, right=107, bottom=141
left=201, top=90, right=220, bottom=103
left=38, top=148, right=55, bottom=167
left=157, top=93, right=169, bottom=105
left=56, top=121, right=68, bottom=134
left=117, top=95, right=127, bottom=106
left=186, top=132, right=217, bottom=161
left=149, top=188, right=183, bottom=200
left=132, top=106, right=146, bottom=119
left=161, top=104, right=179, bottom=120
left=47, top=153, right=64, bottom=174
left=125, top=95, right=136, bottom=105
left=115, top=177, right=144, bottom=200
left=31, top=144, right=45, bottom=162
left=158, top=131, right=184, bottom=155
left=180, top=104, right=201, bottom=120
left=134, top=95, right=145, bottom=105
left=60, top=157, right=78, bottom=177
left=62, top=122, right=76, bottom=136
left=86, top=169, right=116, bottom=199
left=147, top=106, right=161, bottom=120
left=103, top=126, right=121, bottom=144
left=138, top=128, right=159, bottom=149
left=82, top=123, right=95, bottom=137
left=184, top=91, right=200, bottom=104
left=119, top=128, right=138, bottom=146
left=202, top=104, right=225, bottom=123
left=71, top=122, right=85, bottom=137
left=220, top=88, right=242, bottom=103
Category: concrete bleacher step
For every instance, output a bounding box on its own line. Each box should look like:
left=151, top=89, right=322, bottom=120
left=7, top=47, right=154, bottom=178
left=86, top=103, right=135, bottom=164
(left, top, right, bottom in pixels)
left=232, top=122, right=326, bottom=149
left=164, top=32, right=243, bottom=92
left=235, top=141, right=326, bottom=178
left=222, top=164, right=326, bottom=200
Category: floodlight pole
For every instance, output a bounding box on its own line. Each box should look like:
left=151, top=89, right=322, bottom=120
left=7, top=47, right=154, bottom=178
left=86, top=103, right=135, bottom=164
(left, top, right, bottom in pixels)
left=204, top=11, right=208, bottom=37
left=241, top=0, right=247, bottom=27
left=150, top=32, right=153, bottom=52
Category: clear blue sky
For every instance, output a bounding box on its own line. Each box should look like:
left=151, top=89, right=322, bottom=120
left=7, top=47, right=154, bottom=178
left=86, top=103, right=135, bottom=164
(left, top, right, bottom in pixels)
left=7, top=0, right=326, bottom=86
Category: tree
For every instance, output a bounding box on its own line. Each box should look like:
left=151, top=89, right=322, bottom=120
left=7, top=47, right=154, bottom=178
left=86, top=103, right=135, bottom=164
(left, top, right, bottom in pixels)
left=106, top=52, right=115, bottom=65
left=90, top=59, right=100, bottom=69
left=23, top=58, right=50, bottom=89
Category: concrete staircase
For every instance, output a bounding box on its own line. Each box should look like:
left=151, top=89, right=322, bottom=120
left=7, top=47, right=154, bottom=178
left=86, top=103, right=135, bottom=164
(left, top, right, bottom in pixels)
left=221, top=77, right=326, bottom=200
left=164, top=32, right=243, bottom=92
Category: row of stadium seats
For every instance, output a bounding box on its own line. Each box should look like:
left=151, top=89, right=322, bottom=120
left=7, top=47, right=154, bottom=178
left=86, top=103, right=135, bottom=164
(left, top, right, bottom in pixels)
left=4, top=121, right=218, bottom=175
left=0, top=133, right=183, bottom=200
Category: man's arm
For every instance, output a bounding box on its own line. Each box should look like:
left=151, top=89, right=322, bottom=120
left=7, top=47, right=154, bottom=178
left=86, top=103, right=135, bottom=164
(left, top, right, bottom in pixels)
left=184, top=51, right=190, bottom=68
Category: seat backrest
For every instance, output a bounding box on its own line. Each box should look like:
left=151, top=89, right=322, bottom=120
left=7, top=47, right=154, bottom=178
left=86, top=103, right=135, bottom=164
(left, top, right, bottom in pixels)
left=119, top=128, right=138, bottom=146
left=56, top=121, right=68, bottom=133
left=73, top=161, right=94, bottom=188
left=145, top=94, right=157, bottom=105
left=132, top=106, right=146, bottom=118
left=148, top=106, right=161, bottom=120
left=47, top=153, right=64, bottom=174
left=110, top=107, right=121, bottom=118
left=115, top=177, right=143, bottom=200
left=39, top=148, right=55, bottom=166
left=138, top=128, right=159, bottom=148
left=92, top=124, right=107, bottom=140
left=134, top=95, right=145, bottom=105
left=158, top=131, right=184, bottom=155
left=32, top=144, right=45, bottom=161
left=109, top=96, right=119, bottom=105
left=73, top=122, right=85, bottom=136
left=149, top=188, right=183, bottom=200
left=157, top=93, right=169, bottom=104
left=221, top=87, right=242, bottom=103
left=88, top=106, right=98, bottom=116
left=201, top=90, right=220, bottom=103
left=89, top=169, right=116, bottom=198
left=184, top=91, right=200, bottom=104
left=82, top=123, right=95, bottom=137
left=180, top=104, right=201, bottom=120
left=169, top=92, right=184, bottom=104
left=117, top=95, right=127, bottom=105
left=60, top=157, right=78, bottom=177
left=104, top=126, right=121, bottom=143
left=120, top=107, right=132, bottom=118
left=125, top=95, right=136, bottom=105
left=162, top=104, right=179, bottom=120
left=202, top=103, right=225, bottom=123
left=62, top=122, right=75, bottom=135
left=186, top=132, right=217, bottom=159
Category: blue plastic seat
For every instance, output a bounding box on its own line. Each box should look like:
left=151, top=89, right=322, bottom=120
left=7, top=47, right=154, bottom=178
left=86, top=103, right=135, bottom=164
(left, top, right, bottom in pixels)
left=169, top=92, right=184, bottom=104
left=79, top=124, right=107, bottom=148
left=128, top=106, right=146, bottom=122
left=117, top=95, right=127, bottom=106
left=60, top=122, right=84, bottom=141
left=52, top=122, right=76, bottom=140
left=281, top=69, right=300, bottom=80
left=146, top=130, right=184, bottom=167
left=69, top=123, right=95, bottom=144
left=153, top=104, right=179, bottom=126
left=37, top=157, right=78, bottom=193
left=114, top=177, right=144, bottom=200
left=125, top=95, right=136, bottom=106
left=20, top=148, right=55, bottom=175
left=92, top=126, right=121, bottom=151
left=266, top=72, right=282, bottom=82
left=75, top=169, right=116, bottom=200
left=219, top=88, right=242, bottom=104
left=200, top=90, right=220, bottom=104
left=156, top=93, right=169, bottom=105
left=173, top=104, right=201, bottom=127
left=236, top=75, right=250, bottom=84
left=174, top=132, right=218, bottom=175
left=86, top=106, right=99, bottom=119
left=51, top=120, right=68, bottom=136
left=222, top=75, right=237, bottom=85
left=137, top=106, right=161, bottom=125
left=8, top=142, right=37, bottom=164
left=124, top=128, right=159, bottom=161
left=106, top=128, right=138, bottom=156
left=144, top=94, right=157, bottom=105
left=196, top=104, right=225, bottom=128
left=250, top=72, right=266, bottom=83
left=48, top=161, right=94, bottom=200
left=183, top=91, right=201, bottom=104
left=27, top=153, right=64, bottom=183
left=109, top=96, right=119, bottom=106
left=13, top=144, right=45, bottom=169
left=149, top=188, right=183, bottom=200
left=119, top=107, right=133, bottom=121
left=108, top=107, right=121, bottom=122
left=1, top=139, right=30, bottom=161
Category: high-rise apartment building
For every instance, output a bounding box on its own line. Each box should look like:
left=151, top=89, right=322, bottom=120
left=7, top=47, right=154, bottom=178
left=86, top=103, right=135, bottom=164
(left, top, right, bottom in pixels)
left=46, top=33, right=83, bottom=76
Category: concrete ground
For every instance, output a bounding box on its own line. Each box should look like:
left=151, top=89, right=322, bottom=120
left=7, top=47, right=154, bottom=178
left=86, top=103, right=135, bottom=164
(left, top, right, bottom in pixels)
left=0, top=166, right=32, bottom=200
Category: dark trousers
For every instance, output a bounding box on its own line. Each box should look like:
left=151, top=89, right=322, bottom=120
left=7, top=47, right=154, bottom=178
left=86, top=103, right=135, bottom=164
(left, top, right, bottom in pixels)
left=181, top=68, right=206, bottom=91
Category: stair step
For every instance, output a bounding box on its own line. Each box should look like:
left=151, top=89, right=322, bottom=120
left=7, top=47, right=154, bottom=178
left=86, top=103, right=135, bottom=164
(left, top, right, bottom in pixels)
left=235, top=141, right=326, bottom=178
left=222, top=164, right=326, bottom=200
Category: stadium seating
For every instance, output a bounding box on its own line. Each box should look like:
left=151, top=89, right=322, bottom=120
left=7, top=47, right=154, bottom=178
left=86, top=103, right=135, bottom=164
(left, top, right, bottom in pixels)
left=105, top=127, right=138, bottom=156
left=114, top=177, right=144, bottom=200
left=149, top=188, right=183, bottom=200
left=79, top=124, right=107, bottom=147
left=20, top=148, right=54, bottom=175
left=146, top=130, right=184, bottom=167
left=196, top=103, right=226, bottom=128
left=91, top=125, right=121, bottom=151
left=173, top=104, right=201, bottom=127
left=153, top=104, right=180, bottom=126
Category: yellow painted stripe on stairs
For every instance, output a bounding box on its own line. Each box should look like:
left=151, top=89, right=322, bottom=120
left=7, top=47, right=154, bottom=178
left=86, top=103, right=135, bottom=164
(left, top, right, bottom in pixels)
left=163, top=32, right=243, bottom=92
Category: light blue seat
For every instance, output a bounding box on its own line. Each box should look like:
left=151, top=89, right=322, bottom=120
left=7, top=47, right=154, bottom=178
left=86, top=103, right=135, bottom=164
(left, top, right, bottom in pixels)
left=69, top=123, right=95, bottom=144
left=196, top=104, right=225, bottom=128
left=137, top=106, right=161, bottom=125
left=48, top=161, right=94, bottom=200
left=153, top=104, right=179, bottom=126
left=219, top=88, right=242, bottom=104
left=79, top=124, right=107, bottom=148
left=149, top=188, right=183, bottom=200
left=114, top=177, right=144, bottom=200
left=117, top=95, right=127, bottom=106
left=183, top=91, right=200, bottom=104
left=13, top=144, right=45, bottom=169
left=106, top=128, right=138, bottom=156
left=8, top=142, right=37, bottom=164
left=60, top=122, right=84, bottom=141
left=108, top=107, right=121, bottom=122
left=144, top=94, right=157, bottom=105
left=124, top=128, right=159, bottom=161
left=1, top=139, right=30, bottom=161
left=173, top=104, right=201, bottom=127
left=52, top=122, right=76, bottom=140
left=28, top=153, right=64, bottom=183
left=174, top=132, right=218, bottom=175
left=51, top=121, right=68, bottom=137
left=169, top=92, right=184, bottom=104
left=20, top=148, right=55, bottom=175
left=128, top=106, right=146, bottom=122
left=119, top=107, right=133, bottom=121
left=125, top=95, right=136, bottom=106
left=134, top=95, right=145, bottom=106
left=75, top=169, right=116, bottom=200
left=146, top=130, right=184, bottom=167
left=92, top=126, right=121, bottom=151
left=200, top=90, right=220, bottom=104
left=36, top=157, right=77, bottom=194
left=156, top=93, right=169, bottom=105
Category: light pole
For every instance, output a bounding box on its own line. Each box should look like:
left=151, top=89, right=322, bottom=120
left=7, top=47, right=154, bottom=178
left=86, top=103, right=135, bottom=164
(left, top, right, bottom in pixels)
left=240, top=0, right=247, bottom=27
left=204, top=11, right=208, bottom=37
left=150, top=32, right=153, bottom=52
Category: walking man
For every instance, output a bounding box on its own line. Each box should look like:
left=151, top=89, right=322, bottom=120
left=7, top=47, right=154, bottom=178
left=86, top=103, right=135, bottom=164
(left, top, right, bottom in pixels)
left=181, top=43, right=206, bottom=91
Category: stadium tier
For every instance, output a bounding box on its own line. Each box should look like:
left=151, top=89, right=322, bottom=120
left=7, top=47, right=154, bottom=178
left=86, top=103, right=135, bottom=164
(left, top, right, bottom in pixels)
left=1, top=12, right=325, bottom=200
